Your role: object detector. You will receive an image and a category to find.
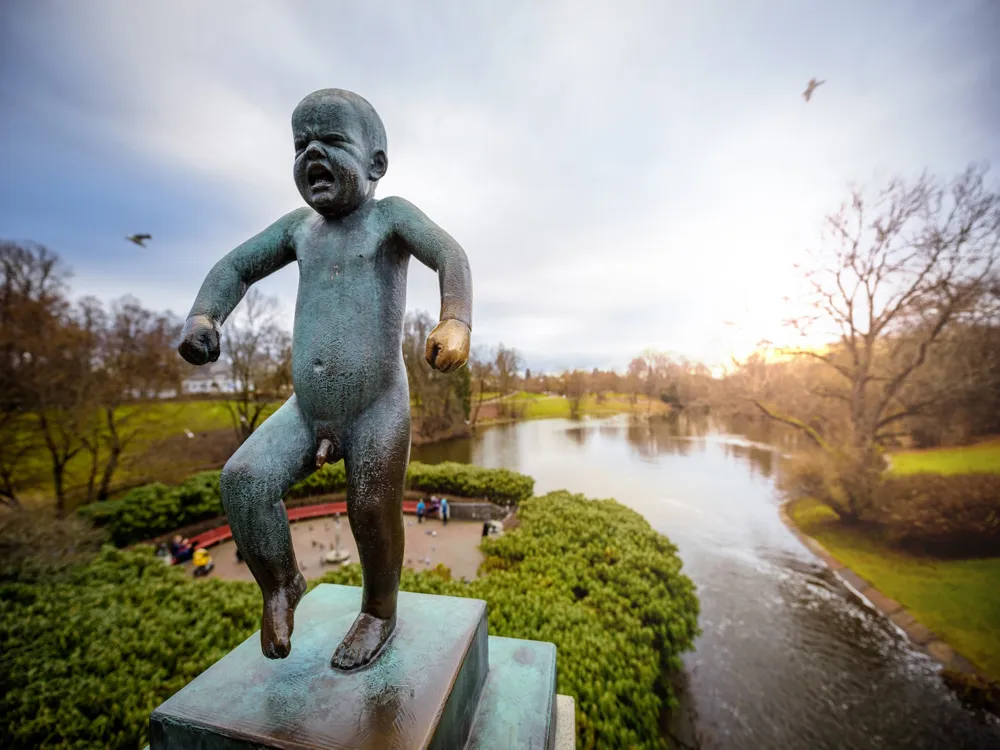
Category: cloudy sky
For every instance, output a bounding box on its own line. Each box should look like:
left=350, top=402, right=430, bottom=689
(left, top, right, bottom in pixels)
left=1, top=1, right=997, bottom=372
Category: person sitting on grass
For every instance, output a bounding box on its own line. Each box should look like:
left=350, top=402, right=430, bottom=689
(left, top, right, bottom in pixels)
left=416, top=498, right=426, bottom=524
left=169, top=534, right=194, bottom=564
left=192, top=547, right=214, bottom=577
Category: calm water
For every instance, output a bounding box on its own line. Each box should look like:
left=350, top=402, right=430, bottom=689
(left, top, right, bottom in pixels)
left=412, top=414, right=1000, bottom=750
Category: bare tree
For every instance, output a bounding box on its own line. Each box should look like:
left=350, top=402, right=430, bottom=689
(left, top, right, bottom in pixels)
left=79, top=296, right=184, bottom=503
left=402, top=310, right=467, bottom=439
left=32, top=297, right=103, bottom=516
left=221, top=288, right=288, bottom=444
left=625, top=357, right=645, bottom=405
left=752, top=165, right=1000, bottom=521
left=468, top=346, right=495, bottom=427
left=493, top=344, right=522, bottom=418
left=0, top=241, right=70, bottom=508
left=564, top=369, right=586, bottom=418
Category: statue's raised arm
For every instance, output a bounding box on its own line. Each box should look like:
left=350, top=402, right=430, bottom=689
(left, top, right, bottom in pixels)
left=178, top=209, right=305, bottom=366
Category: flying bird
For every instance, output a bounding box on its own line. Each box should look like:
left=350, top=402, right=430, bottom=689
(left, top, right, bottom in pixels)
left=802, top=78, right=825, bottom=102
left=126, top=233, right=152, bottom=247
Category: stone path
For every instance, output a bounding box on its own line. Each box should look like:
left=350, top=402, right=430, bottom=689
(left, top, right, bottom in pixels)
left=185, top=514, right=486, bottom=583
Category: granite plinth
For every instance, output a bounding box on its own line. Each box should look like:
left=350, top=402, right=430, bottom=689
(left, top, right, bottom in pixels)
left=467, top=636, right=557, bottom=750
left=149, top=584, right=488, bottom=750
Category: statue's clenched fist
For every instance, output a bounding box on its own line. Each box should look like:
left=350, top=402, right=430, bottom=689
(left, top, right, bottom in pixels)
left=178, top=314, right=220, bottom=366
left=425, top=319, right=470, bottom=374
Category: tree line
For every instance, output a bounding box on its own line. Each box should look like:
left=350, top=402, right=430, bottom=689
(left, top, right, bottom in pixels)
left=0, top=242, right=296, bottom=513
left=1, top=242, right=183, bottom=512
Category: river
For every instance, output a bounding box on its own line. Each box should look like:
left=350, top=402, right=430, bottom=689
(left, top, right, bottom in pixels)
left=411, top=413, right=1000, bottom=750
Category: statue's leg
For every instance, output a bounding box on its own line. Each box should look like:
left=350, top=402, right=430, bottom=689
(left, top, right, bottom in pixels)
left=330, top=378, right=409, bottom=670
left=219, top=395, right=323, bottom=659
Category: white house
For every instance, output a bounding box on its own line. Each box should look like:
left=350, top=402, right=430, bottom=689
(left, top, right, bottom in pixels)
left=181, top=361, right=238, bottom=394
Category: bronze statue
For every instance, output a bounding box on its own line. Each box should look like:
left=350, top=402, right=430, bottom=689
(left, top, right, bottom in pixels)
left=178, top=89, right=472, bottom=670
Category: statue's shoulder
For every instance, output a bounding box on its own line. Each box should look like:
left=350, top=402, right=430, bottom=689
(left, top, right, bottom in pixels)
left=281, top=206, right=319, bottom=246
left=376, top=196, right=425, bottom=229
left=282, top=206, right=316, bottom=230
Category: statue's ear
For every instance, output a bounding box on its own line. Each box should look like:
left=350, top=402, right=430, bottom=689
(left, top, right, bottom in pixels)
left=369, top=149, right=388, bottom=181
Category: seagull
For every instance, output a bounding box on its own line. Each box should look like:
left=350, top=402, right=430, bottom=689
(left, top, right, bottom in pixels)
left=802, top=78, right=825, bottom=102
left=126, top=233, right=152, bottom=247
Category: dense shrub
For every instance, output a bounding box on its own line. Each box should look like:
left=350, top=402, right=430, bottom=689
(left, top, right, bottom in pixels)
left=0, top=548, right=261, bottom=750
left=871, top=473, right=1000, bottom=556
left=0, top=507, right=106, bottom=583
left=79, top=472, right=223, bottom=547
left=4, top=491, right=699, bottom=750
left=79, top=461, right=534, bottom=547
left=779, top=447, right=887, bottom=522
left=406, top=461, right=533, bottom=507
left=285, top=461, right=348, bottom=499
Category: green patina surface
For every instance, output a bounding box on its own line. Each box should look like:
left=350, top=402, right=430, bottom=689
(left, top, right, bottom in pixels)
left=467, top=636, right=557, bottom=750
left=149, top=584, right=488, bottom=749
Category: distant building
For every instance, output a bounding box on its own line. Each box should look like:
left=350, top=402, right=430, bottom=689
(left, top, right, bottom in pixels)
left=182, top=361, right=237, bottom=394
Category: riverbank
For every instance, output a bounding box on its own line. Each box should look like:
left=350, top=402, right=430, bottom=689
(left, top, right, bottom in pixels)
left=782, top=498, right=1000, bottom=711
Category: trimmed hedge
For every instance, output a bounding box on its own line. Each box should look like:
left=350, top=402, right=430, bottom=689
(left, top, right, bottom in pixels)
left=2, top=491, right=699, bottom=750
left=871, top=473, right=1000, bottom=557
left=406, top=461, right=533, bottom=507
left=79, top=461, right=534, bottom=547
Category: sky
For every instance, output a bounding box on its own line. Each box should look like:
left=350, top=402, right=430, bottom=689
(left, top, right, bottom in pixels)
left=1, top=1, right=998, bottom=373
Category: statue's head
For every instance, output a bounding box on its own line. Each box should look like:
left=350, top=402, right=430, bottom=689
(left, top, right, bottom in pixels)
left=292, top=89, right=388, bottom=217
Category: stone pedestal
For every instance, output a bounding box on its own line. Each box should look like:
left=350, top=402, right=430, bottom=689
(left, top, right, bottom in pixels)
left=147, top=584, right=572, bottom=749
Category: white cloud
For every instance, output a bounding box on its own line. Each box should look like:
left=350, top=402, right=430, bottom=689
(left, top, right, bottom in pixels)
left=3, top=0, right=998, bottom=371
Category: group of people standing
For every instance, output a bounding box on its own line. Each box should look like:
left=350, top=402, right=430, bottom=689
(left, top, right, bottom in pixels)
left=415, top=496, right=450, bottom=525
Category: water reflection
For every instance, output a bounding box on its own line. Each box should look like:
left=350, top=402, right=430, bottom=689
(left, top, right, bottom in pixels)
left=410, top=414, right=1000, bottom=749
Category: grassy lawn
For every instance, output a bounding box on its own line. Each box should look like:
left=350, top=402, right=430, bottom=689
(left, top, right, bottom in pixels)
left=890, top=438, right=1000, bottom=476
left=789, top=497, right=1000, bottom=681
left=479, top=393, right=670, bottom=423
left=19, top=400, right=282, bottom=502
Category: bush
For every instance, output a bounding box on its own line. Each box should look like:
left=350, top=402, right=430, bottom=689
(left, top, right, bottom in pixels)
left=79, top=461, right=534, bottom=547
left=871, top=473, right=1000, bottom=556
left=0, top=547, right=261, bottom=750
left=285, top=461, right=347, bottom=499
left=779, top=447, right=886, bottom=522
left=319, top=492, right=700, bottom=748
left=406, top=461, right=534, bottom=507
left=4, top=491, right=699, bottom=750
left=0, top=507, right=106, bottom=583
left=79, top=472, right=223, bottom=547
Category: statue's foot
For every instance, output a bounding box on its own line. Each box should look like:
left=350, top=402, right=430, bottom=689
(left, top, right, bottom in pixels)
left=260, top=574, right=307, bottom=659
left=330, top=611, right=397, bottom=670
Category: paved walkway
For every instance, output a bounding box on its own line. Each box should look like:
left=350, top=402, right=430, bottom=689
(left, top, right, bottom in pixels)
left=187, top=514, right=486, bottom=583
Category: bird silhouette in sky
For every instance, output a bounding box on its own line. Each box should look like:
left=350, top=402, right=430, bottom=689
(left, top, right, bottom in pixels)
left=126, top=233, right=152, bottom=247
left=802, top=78, right=825, bottom=102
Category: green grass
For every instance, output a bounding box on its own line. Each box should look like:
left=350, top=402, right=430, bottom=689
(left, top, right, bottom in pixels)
left=479, top=393, right=670, bottom=424
left=890, top=439, right=1000, bottom=476
left=19, top=400, right=281, bottom=502
left=789, top=498, right=1000, bottom=681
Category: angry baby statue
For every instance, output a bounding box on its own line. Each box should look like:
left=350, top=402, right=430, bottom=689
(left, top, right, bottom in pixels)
left=177, top=89, right=472, bottom=670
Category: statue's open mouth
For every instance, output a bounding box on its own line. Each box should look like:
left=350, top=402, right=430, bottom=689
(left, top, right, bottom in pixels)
left=306, top=162, right=334, bottom=190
